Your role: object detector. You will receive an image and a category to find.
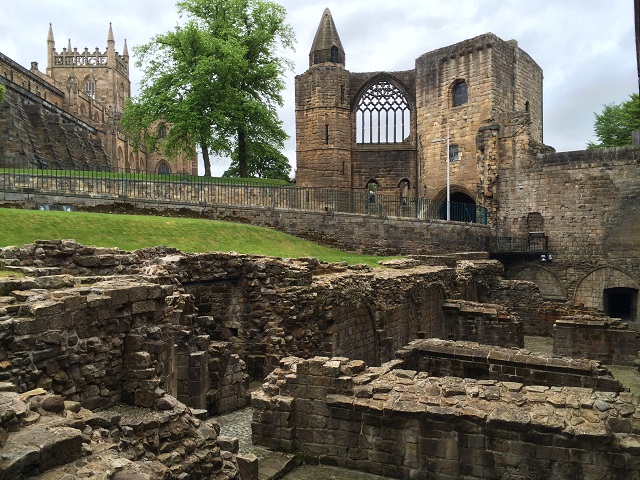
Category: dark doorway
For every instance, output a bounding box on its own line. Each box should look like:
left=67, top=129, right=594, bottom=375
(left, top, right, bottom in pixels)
left=440, top=192, right=477, bottom=222
left=603, top=287, right=638, bottom=322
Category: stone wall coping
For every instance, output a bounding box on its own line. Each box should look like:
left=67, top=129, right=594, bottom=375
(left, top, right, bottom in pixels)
left=263, top=356, right=639, bottom=439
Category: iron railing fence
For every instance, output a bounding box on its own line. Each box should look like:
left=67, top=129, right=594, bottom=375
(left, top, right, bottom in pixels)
left=485, top=233, right=548, bottom=253
left=0, top=163, right=488, bottom=224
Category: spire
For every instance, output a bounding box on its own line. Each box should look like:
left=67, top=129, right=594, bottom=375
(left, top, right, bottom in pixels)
left=108, top=22, right=114, bottom=44
left=47, top=23, right=54, bottom=44
left=67, top=38, right=72, bottom=52
left=309, top=8, right=345, bottom=68
left=123, top=38, right=129, bottom=58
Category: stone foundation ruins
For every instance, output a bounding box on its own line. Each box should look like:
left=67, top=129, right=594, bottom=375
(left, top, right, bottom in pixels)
left=0, top=240, right=638, bottom=478
left=253, top=356, right=640, bottom=480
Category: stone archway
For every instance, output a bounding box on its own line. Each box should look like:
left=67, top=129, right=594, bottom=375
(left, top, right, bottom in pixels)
left=513, top=266, right=566, bottom=300
left=574, top=267, right=639, bottom=322
left=434, top=187, right=477, bottom=222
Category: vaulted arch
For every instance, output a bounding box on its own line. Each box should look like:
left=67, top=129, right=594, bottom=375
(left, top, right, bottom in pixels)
left=512, top=266, right=566, bottom=300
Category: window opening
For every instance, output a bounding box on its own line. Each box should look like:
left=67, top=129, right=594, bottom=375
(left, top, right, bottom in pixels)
left=158, top=124, right=167, bottom=139
left=525, top=100, right=530, bottom=112
left=157, top=160, right=171, bottom=175
left=330, top=46, right=339, bottom=63
left=449, top=144, right=459, bottom=162
left=452, top=80, right=468, bottom=107
left=399, top=179, right=410, bottom=205
left=313, top=51, right=320, bottom=65
left=356, top=80, right=411, bottom=144
left=84, top=78, right=95, bottom=99
left=367, top=180, right=379, bottom=203
left=325, top=124, right=329, bottom=144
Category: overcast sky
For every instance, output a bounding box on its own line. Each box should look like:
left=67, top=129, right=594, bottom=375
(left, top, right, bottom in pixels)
left=0, top=1, right=636, bottom=176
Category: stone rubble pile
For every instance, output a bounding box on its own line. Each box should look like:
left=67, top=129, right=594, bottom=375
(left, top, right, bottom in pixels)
left=0, top=387, right=240, bottom=479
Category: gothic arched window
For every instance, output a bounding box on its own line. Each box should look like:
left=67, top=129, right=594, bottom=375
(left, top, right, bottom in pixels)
left=452, top=80, right=468, bottom=107
left=84, top=78, right=95, bottom=99
left=356, top=80, right=411, bottom=144
left=158, top=124, right=167, bottom=139
left=157, top=160, right=171, bottom=175
left=330, top=46, right=339, bottom=63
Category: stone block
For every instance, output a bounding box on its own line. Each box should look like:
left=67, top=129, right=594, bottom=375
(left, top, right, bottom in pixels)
left=237, top=453, right=258, bottom=480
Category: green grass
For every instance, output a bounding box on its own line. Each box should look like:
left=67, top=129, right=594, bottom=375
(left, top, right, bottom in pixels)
left=0, top=269, right=23, bottom=278
left=0, top=208, right=394, bottom=267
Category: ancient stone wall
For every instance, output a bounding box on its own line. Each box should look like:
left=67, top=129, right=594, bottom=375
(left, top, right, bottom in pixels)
left=416, top=33, right=543, bottom=204
left=497, top=147, right=640, bottom=320
left=253, top=356, right=640, bottom=480
left=441, top=300, right=523, bottom=347
left=0, top=275, right=180, bottom=410
left=396, top=339, right=621, bottom=392
left=1, top=241, right=535, bottom=378
left=554, top=316, right=640, bottom=367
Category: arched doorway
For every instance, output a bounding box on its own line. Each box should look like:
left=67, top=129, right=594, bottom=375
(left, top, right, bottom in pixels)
left=438, top=191, right=477, bottom=222
left=575, top=267, right=639, bottom=322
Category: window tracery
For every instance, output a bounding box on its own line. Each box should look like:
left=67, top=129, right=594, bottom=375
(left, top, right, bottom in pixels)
left=356, top=80, right=410, bottom=144
left=157, top=160, right=171, bottom=175
left=84, top=77, right=95, bottom=99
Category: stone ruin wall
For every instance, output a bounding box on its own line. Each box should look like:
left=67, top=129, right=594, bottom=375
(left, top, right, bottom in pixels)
left=253, top=356, right=640, bottom=480
left=2, top=240, right=640, bottom=478
left=397, top=339, right=621, bottom=392
left=497, top=147, right=640, bottom=311
left=554, top=316, right=640, bottom=367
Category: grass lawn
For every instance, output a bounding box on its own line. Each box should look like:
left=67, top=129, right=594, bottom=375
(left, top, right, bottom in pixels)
left=0, top=208, right=394, bottom=267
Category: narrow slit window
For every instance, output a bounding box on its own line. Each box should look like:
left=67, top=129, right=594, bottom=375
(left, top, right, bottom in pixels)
left=84, top=78, right=95, bottom=99
left=325, top=124, right=329, bottom=144
left=330, top=46, right=339, bottom=63
left=449, top=144, right=459, bottom=162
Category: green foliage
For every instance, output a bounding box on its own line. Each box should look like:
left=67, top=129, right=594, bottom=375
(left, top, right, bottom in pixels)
left=0, top=84, right=5, bottom=102
left=0, top=209, right=392, bottom=268
left=121, top=0, right=295, bottom=177
left=223, top=143, right=291, bottom=180
left=587, top=93, right=640, bottom=148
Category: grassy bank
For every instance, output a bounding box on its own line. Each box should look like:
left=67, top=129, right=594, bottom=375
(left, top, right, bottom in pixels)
left=0, top=208, right=393, bottom=267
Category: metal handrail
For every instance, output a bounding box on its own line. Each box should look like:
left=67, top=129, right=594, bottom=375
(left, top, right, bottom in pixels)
left=0, top=163, right=488, bottom=224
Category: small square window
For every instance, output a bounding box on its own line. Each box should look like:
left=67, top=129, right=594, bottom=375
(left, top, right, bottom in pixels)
left=449, top=144, right=459, bottom=162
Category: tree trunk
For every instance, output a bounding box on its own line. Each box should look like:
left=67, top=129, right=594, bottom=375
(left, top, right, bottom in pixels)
left=201, top=143, right=212, bottom=177
left=237, top=126, right=248, bottom=178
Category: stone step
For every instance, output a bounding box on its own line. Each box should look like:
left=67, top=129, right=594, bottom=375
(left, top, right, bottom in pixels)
left=0, top=420, right=83, bottom=480
left=258, top=453, right=299, bottom=480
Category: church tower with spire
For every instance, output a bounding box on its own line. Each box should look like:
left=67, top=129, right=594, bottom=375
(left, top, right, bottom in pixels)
left=295, top=8, right=352, bottom=188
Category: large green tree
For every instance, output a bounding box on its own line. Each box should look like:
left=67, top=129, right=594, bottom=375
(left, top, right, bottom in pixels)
left=121, top=0, right=295, bottom=177
left=587, top=93, right=640, bottom=148
left=223, top=143, right=290, bottom=179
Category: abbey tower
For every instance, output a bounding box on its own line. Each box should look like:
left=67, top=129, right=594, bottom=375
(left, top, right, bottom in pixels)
left=0, top=24, right=197, bottom=175
left=295, top=9, right=544, bottom=222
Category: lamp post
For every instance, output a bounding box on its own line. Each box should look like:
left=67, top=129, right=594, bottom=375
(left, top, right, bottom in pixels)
left=431, top=125, right=450, bottom=221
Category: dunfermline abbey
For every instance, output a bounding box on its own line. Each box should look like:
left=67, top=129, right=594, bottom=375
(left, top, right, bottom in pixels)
left=1, top=8, right=640, bottom=479
left=0, top=24, right=197, bottom=175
